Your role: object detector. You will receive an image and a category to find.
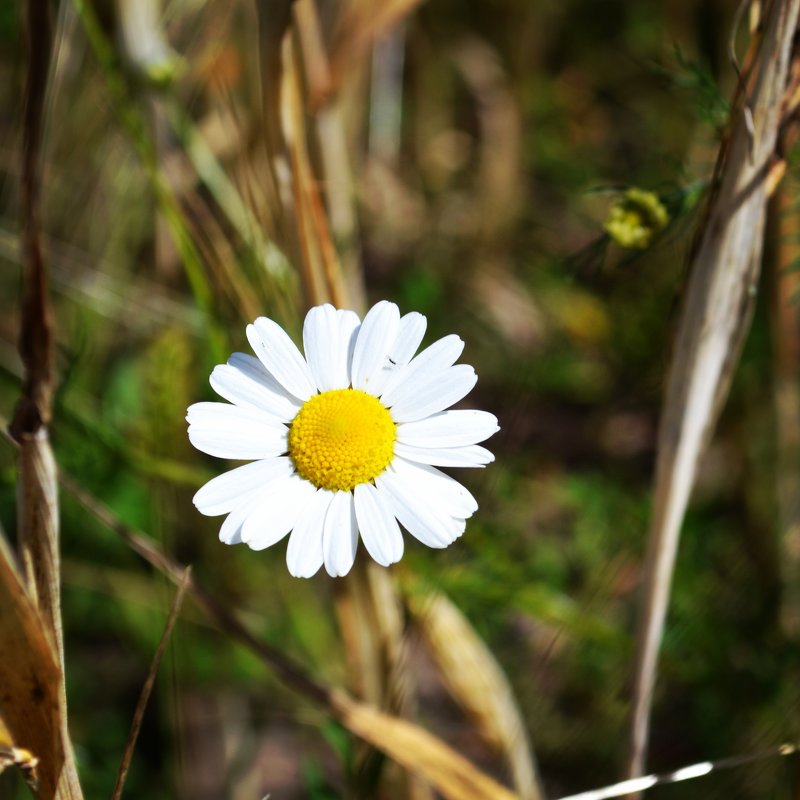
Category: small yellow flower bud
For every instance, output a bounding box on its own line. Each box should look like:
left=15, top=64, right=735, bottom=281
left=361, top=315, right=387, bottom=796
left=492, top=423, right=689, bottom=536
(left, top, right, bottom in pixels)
left=604, top=188, right=669, bottom=249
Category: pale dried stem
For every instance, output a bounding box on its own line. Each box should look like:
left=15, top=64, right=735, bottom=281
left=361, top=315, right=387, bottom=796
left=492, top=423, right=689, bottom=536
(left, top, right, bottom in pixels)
left=771, top=177, right=800, bottom=637
left=625, top=0, right=800, bottom=785
left=294, top=0, right=366, bottom=309
left=11, top=1, right=83, bottom=797
left=282, top=7, right=429, bottom=795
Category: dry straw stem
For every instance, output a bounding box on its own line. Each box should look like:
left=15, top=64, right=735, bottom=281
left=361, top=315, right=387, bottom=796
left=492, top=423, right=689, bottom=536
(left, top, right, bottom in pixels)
left=276, top=9, right=435, bottom=795
left=771, top=175, right=800, bottom=637
left=332, top=558, right=398, bottom=706
left=257, top=23, right=433, bottom=769
left=111, top=569, right=192, bottom=800
left=328, top=0, right=427, bottom=100
left=769, top=52, right=800, bottom=637
left=58, top=472, right=521, bottom=800
left=332, top=561, right=433, bottom=798
left=256, top=0, right=316, bottom=301
left=406, top=588, right=544, bottom=800
left=293, top=0, right=366, bottom=310
left=255, top=0, right=345, bottom=308
left=331, top=691, right=520, bottom=800
left=9, top=0, right=83, bottom=797
left=625, top=0, right=800, bottom=784
left=276, top=12, right=409, bottom=745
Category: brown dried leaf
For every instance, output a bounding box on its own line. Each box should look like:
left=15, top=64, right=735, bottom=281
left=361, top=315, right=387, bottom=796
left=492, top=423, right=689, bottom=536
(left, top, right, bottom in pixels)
left=0, top=531, right=61, bottom=797
left=0, top=713, right=40, bottom=791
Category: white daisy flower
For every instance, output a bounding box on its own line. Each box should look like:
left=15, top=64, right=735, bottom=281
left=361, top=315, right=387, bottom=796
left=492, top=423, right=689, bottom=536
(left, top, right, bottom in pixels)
left=187, top=301, right=499, bottom=578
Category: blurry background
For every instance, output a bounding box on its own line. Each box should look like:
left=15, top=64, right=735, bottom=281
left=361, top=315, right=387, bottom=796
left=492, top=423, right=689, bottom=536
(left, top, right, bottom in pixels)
left=1, top=0, right=799, bottom=797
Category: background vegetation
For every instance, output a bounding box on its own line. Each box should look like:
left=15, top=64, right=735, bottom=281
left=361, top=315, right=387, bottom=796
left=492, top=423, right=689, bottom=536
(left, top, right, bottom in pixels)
left=1, top=0, right=799, bottom=798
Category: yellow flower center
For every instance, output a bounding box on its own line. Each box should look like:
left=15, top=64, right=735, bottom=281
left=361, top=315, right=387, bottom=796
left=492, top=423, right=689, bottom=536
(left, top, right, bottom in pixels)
left=288, top=388, right=396, bottom=492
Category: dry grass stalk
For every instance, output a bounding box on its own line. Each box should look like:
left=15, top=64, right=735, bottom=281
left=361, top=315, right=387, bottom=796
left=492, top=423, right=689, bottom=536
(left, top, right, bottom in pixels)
left=407, top=588, right=544, bottom=800
left=332, top=553, right=427, bottom=794
left=293, top=0, right=366, bottom=310
left=8, top=1, right=83, bottom=796
left=111, top=568, right=192, bottom=800
left=332, top=559, right=390, bottom=705
left=256, top=0, right=316, bottom=303
left=625, top=0, right=800, bottom=784
left=58, top=470, right=521, bottom=799
left=328, top=0, right=428, bottom=97
left=267, top=7, right=435, bottom=794
left=771, top=174, right=800, bottom=637
left=330, top=690, right=521, bottom=800
left=283, top=40, right=330, bottom=307
left=769, top=47, right=800, bottom=638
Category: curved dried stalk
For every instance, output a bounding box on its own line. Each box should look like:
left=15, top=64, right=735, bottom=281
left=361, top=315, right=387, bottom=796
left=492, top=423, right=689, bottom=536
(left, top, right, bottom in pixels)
left=625, top=0, right=800, bottom=785
left=406, top=587, right=544, bottom=800
left=9, top=1, right=84, bottom=797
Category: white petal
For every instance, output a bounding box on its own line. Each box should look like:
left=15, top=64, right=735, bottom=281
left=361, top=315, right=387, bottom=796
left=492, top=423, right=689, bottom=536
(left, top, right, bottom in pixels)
left=187, top=402, right=288, bottom=459
left=364, top=311, right=428, bottom=397
left=350, top=301, right=400, bottom=394
left=307, top=306, right=360, bottom=391
left=302, top=304, right=336, bottom=391
left=388, top=364, right=478, bottom=423
left=337, top=310, right=361, bottom=387
left=393, top=442, right=494, bottom=468
left=218, top=499, right=260, bottom=545
left=241, top=473, right=317, bottom=551
left=323, top=491, right=359, bottom=577
left=247, top=316, right=316, bottom=401
left=390, top=457, right=479, bottom=517
left=354, top=483, right=404, bottom=567
left=380, top=334, right=464, bottom=403
left=210, top=353, right=300, bottom=422
left=193, top=457, right=293, bottom=516
left=392, top=312, right=427, bottom=364
left=286, top=489, right=335, bottom=578
left=374, top=470, right=462, bottom=548
left=397, top=410, right=499, bottom=448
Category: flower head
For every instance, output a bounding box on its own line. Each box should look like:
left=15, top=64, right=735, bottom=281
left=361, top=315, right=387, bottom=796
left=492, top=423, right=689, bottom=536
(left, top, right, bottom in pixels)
left=187, top=301, right=498, bottom=578
left=604, top=187, right=668, bottom=249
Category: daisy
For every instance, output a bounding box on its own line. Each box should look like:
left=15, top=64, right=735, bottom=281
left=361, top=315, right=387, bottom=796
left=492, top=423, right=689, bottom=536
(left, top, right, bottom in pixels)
left=187, top=301, right=499, bottom=578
